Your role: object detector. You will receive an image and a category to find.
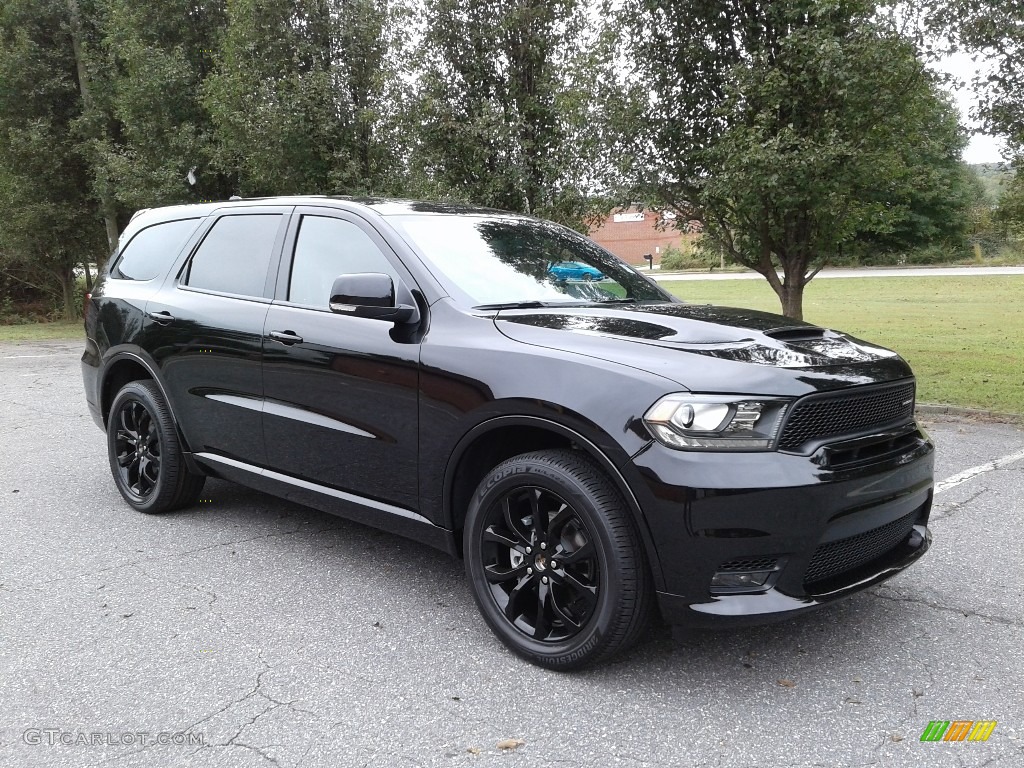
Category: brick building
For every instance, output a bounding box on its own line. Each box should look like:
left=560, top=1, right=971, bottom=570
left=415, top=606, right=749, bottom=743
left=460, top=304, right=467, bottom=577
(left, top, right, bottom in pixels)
left=587, top=207, right=700, bottom=266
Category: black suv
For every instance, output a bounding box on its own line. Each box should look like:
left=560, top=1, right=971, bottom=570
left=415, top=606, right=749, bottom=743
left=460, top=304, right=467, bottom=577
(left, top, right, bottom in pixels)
left=82, top=197, right=934, bottom=668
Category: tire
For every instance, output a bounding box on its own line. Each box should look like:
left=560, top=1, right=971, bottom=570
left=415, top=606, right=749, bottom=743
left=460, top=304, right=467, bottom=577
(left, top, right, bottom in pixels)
left=464, top=449, right=652, bottom=669
left=582, top=273, right=594, bottom=282
left=107, top=380, right=205, bottom=514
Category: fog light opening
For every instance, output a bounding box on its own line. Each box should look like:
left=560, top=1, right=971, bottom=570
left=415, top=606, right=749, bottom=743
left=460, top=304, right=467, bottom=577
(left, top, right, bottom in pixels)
left=712, top=573, right=774, bottom=593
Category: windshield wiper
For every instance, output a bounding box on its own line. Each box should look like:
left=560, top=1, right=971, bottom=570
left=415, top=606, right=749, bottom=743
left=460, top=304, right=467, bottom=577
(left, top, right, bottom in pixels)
left=473, top=301, right=586, bottom=310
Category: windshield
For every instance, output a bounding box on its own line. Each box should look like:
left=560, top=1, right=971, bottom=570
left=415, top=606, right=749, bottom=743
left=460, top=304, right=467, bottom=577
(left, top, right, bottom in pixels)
left=388, top=214, right=674, bottom=308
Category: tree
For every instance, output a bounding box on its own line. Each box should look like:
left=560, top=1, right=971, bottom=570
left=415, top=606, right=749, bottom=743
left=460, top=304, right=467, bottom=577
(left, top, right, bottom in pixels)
left=0, top=0, right=106, bottom=319
left=852, top=103, right=978, bottom=257
left=617, top=1, right=972, bottom=319
left=993, top=171, right=1024, bottom=238
left=927, top=2, right=1024, bottom=239
left=411, top=0, right=611, bottom=228
left=203, top=0, right=407, bottom=196
left=96, top=0, right=231, bottom=208
left=924, top=1, right=1024, bottom=155
left=67, top=0, right=120, bottom=253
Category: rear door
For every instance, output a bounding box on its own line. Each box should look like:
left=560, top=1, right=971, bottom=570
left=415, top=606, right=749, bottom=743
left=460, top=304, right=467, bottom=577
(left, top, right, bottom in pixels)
left=147, top=207, right=290, bottom=466
left=261, top=207, right=421, bottom=510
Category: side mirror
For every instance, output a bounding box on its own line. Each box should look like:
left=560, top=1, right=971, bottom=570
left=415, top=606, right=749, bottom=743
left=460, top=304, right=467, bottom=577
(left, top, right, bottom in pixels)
left=329, top=273, right=419, bottom=323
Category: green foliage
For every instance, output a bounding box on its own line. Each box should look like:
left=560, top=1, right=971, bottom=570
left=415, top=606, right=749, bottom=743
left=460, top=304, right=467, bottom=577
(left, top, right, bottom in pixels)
left=0, top=0, right=106, bottom=320
left=925, top=1, right=1024, bottom=155
left=994, top=170, right=1024, bottom=238
left=659, top=241, right=716, bottom=271
left=97, top=0, right=231, bottom=207
left=0, top=0, right=994, bottom=321
left=853, top=134, right=981, bottom=258
left=410, top=0, right=610, bottom=228
left=617, top=1, right=975, bottom=319
left=971, top=163, right=1016, bottom=204
left=204, top=0, right=410, bottom=196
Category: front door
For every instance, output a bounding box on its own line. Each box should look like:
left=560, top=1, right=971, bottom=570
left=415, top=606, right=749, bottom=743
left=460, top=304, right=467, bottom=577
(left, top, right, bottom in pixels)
left=261, top=209, right=421, bottom=510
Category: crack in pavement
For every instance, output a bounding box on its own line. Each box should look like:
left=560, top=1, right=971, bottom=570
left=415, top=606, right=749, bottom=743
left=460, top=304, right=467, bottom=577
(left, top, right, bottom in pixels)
left=870, top=590, right=1021, bottom=627
left=84, top=650, right=325, bottom=767
left=929, top=487, right=990, bottom=523
left=132, top=561, right=228, bottom=626
left=186, top=650, right=328, bottom=768
left=1, top=523, right=345, bottom=594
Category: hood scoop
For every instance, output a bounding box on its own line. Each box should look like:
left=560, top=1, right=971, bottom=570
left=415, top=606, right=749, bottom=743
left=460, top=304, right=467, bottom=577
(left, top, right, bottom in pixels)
left=764, top=327, right=829, bottom=343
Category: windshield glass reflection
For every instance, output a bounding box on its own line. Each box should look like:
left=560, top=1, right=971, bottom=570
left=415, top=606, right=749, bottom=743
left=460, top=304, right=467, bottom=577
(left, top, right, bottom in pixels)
left=389, top=214, right=673, bottom=307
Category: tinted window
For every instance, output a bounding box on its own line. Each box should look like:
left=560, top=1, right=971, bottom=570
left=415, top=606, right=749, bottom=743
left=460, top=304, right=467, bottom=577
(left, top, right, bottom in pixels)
left=184, top=214, right=282, bottom=297
left=288, top=216, right=399, bottom=308
left=115, top=219, right=199, bottom=281
left=390, top=215, right=670, bottom=307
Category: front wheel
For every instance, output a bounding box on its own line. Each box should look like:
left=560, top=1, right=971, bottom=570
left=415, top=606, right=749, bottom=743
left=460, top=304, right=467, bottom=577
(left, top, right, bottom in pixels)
left=107, top=380, right=205, bottom=513
left=464, top=449, right=652, bottom=669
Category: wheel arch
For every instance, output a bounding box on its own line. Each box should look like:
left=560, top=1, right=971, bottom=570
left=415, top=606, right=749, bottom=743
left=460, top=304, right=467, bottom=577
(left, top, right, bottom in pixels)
left=442, top=415, right=665, bottom=590
left=100, top=351, right=195, bottom=446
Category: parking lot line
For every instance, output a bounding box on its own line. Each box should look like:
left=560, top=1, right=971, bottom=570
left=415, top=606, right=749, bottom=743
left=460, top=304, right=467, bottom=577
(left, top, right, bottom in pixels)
left=934, top=446, right=1024, bottom=497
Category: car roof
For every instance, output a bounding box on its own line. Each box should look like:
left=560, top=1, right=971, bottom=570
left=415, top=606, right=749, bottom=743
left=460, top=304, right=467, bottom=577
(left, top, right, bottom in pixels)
left=116, top=196, right=551, bottom=257
left=128, top=196, right=526, bottom=226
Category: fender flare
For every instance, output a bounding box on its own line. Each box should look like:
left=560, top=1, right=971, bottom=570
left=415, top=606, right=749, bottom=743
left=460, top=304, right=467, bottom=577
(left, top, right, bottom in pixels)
left=442, top=414, right=665, bottom=591
left=99, top=347, right=189, bottom=434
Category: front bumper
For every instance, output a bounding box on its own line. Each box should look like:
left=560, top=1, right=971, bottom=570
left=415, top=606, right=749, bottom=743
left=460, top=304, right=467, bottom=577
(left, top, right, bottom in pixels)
left=628, top=427, right=934, bottom=627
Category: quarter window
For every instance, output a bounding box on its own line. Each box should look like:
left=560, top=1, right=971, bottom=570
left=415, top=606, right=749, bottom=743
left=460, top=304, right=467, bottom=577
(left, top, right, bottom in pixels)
left=288, top=216, right=399, bottom=308
left=114, top=218, right=199, bottom=281
left=184, top=214, right=282, bottom=297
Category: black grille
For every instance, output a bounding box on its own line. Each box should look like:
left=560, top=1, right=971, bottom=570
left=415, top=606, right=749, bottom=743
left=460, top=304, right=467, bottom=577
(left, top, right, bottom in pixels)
left=778, top=381, right=916, bottom=451
left=718, top=557, right=779, bottom=572
left=804, top=509, right=919, bottom=586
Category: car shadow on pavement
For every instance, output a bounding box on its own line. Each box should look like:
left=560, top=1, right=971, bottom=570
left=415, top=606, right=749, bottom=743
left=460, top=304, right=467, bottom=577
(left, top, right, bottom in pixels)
left=178, top=477, right=920, bottom=689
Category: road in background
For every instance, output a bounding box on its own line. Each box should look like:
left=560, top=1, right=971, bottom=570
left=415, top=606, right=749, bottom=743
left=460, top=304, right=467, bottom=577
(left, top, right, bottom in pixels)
left=649, top=265, right=1024, bottom=282
left=1, top=341, right=1022, bottom=768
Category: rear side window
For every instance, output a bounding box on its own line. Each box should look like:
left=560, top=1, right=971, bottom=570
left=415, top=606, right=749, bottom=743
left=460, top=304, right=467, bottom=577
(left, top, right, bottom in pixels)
left=114, top=218, right=199, bottom=281
left=288, top=216, right=399, bottom=308
left=184, top=214, right=282, bottom=297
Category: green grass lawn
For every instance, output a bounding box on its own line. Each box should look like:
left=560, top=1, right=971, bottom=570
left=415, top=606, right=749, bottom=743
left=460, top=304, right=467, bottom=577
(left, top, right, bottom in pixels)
left=0, top=320, right=83, bottom=342
left=661, top=276, right=1024, bottom=414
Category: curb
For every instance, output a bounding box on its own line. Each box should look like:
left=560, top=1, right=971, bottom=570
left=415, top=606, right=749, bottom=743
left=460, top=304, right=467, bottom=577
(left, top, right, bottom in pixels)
left=916, top=404, right=1024, bottom=424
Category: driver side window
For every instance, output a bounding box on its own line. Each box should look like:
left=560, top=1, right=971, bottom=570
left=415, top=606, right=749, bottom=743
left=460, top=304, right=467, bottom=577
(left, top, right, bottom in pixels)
left=288, top=216, right=399, bottom=308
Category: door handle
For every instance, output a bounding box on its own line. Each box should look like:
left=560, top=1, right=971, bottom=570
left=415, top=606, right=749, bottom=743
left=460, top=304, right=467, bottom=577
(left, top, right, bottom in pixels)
left=147, top=310, right=175, bottom=325
left=268, top=330, right=303, bottom=345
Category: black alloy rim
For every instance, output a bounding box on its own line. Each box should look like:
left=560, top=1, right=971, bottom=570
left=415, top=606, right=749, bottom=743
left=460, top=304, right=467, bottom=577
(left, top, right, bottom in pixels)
left=113, top=399, right=161, bottom=499
left=480, top=486, right=601, bottom=643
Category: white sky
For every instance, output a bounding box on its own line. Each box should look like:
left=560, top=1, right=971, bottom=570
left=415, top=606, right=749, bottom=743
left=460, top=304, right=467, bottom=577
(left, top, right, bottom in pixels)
left=934, top=51, right=1009, bottom=164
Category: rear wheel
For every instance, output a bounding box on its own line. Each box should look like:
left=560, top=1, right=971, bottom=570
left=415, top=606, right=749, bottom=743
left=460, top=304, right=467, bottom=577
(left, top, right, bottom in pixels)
left=464, top=449, right=652, bottom=669
left=107, top=380, right=205, bottom=513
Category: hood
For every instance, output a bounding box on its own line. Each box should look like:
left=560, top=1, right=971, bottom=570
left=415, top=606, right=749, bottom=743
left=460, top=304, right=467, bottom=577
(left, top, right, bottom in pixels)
left=493, top=303, right=914, bottom=397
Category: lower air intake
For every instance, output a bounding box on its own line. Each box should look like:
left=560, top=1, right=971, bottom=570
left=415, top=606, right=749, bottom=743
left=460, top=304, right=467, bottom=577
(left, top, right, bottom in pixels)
left=804, top=509, right=919, bottom=586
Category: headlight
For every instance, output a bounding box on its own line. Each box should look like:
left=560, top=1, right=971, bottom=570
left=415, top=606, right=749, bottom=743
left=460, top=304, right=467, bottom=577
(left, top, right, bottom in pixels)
left=643, top=394, right=791, bottom=451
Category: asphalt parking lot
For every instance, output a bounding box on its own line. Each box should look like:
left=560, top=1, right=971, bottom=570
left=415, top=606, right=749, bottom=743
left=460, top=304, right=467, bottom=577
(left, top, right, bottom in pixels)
left=1, top=340, right=1021, bottom=768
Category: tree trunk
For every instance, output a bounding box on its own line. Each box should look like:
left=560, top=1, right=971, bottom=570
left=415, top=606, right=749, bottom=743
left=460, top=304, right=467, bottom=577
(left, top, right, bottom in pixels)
left=99, top=188, right=120, bottom=253
left=59, top=270, right=76, bottom=321
left=779, top=282, right=804, bottom=322
left=82, top=259, right=93, bottom=292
